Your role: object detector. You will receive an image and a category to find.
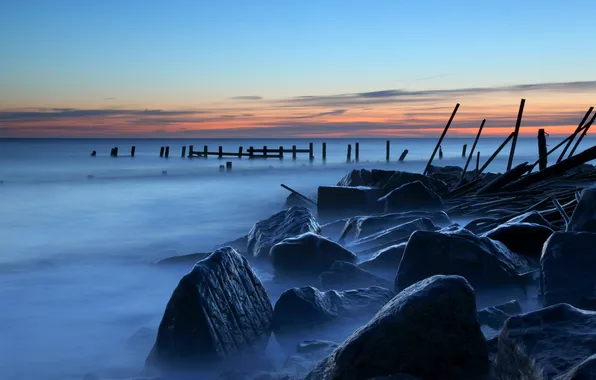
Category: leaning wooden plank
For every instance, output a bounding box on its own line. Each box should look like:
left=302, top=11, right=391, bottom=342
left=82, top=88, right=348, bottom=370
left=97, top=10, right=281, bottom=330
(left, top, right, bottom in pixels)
left=476, top=162, right=531, bottom=195
left=507, top=99, right=526, bottom=171
left=504, top=145, right=596, bottom=191
left=460, top=119, right=486, bottom=181
left=529, top=123, right=590, bottom=170
left=423, top=103, right=460, bottom=175
left=280, top=184, right=317, bottom=206
left=557, top=107, right=593, bottom=163
left=568, top=111, right=596, bottom=158
left=477, top=132, right=515, bottom=175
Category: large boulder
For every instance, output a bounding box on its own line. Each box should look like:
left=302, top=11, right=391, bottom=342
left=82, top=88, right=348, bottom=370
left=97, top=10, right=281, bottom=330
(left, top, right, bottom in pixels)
left=270, top=232, right=357, bottom=276
left=319, top=261, right=393, bottom=290
left=505, top=210, right=552, bottom=228
left=347, top=217, right=438, bottom=254
left=382, top=171, right=447, bottom=194
left=248, top=206, right=320, bottom=259
left=347, top=211, right=451, bottom=240
left=358, top=243, right=407, bottom=273
left=379, top=181, right=444, bottom=213
left=146, top=247, right=273, bottom=369
left=282, top=340, right=339, bottom=377
left=482, top=222, right=553, bottom=260
left=495, top=303, right=596, bottom=379
left=320, top=218, right=350, bottom=241
left=555, top=353, right=596, bottom=380
left=541, top=232, right=596, bottom=309
left=305, top=275, right=489, bottom=380
left=568, top=186, right=596, bottom=233
left=477, top=300, right=522, bottom=330
left=396, top=230, right=535, bottom=292
left=317, top=186, right=383, bottom=221
left=273, top=286, right=394, bottom=350
left=337, top=169, right=373, bottom=187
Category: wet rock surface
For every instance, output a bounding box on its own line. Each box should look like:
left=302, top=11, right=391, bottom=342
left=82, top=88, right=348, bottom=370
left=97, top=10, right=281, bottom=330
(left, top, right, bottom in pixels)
left=319, top=261, right=392, bottom=290
left=379, top=181, right=444, bottom=213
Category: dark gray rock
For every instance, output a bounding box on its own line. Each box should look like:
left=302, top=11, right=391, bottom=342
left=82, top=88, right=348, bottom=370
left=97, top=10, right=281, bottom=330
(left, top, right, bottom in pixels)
left=477, top=300, right=522, bottom=330
left=348, top=210, right=451, bottom=240
left=506, top=211, right=552, bottom=228
left=347, top=217, right=438, bottom=254
left=568, top=185, right=596, bottom=233
left=379, top=181, right=444, bottom=213
left=382, top=171, right=447, bottom=194
left=155, top=252, right=210, bottom=266
left=319, top=261, right=392, bottom=290
left=320, top=218, right=350, bottom=241
left=284, top=192, right=314, bottom=210
left=541, top=232, right=596, bottom=309
left=248, top=206, right=320, bottom=259
left=482, top=222, right=553, bottom=260
left=147, top=247, right=273, bottom=369
left=282, top=340, right=339, bottom=377
left=358, top=243, right=407, bottom=272
left=555, top=353, right=596, bottom=380
left=317, top=186, right=383, bottom=221
left=305, top=275, right=489, bottom=380
left=396, top=230, right=535, bottom=292
left=337, top=169, right=373, bottom=187
left=270, top=233, right=357, bottom=276
left=273, top=286, right=394, bottom=350
left=371, top=169, right=398, bottom=188
left=496, top=303, right=596, bottom=379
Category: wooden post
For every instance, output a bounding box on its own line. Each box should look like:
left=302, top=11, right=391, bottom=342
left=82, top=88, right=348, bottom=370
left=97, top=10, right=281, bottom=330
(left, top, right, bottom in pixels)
left=292, top=145, right=297, bottom=159
left=558, top=107, right=593, bottom=163
left=226, top=161, right=232, bottom=171
left=399, top=149, right=408, bottom=162
left=218, top=146, right=223, bottom=158
left=238, top=146, right=243, bottom=158
left=461, top=119, right=486, bottom=180
left=91, top=150, right=97, bottom=157
left=263, top=145, right=268, bottom=157
left=423, top=103, right=460, bottom=175
left=279, top=145, right=284, bottom=159
left=189, top=145, right=194, bottom=157
left=538, top=129, right=547, bottom=171
left=347, top=144, right=352, bottom=161
left=355, top=142, right=360, bottom=161
left=165, top=146, right=169, bottom=158
left=111, top=147, right=118, bottom=157
left=439, top=146, right=443, bottom=159
left=309, top=142, right=314, bottom=160
left=159, top=147, right=164, bottom=157
left=478, top=132, right=514, bottom=175
left=203, top=145, right=208, bottom=157
left=386, top=140, right=390, bottom=161
left=475, top=151, right=480, bottom=178
left=130, top=146, right=135, bottom=157
left=462, top=144, right=467, bottom=158
left=507, top=98, right=526, bottom=171
left=569, top=112, right=596, bottom=158
left=219, top=165, right=225, bottom=172
left=249, top=146, right=254, bottom=158
left=322, top=142, right=327, bottom=160
left=181, top=146, right=186, bottom=158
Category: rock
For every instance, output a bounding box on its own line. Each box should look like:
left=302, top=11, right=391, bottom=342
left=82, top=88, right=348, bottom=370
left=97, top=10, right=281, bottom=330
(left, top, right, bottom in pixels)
left=348, top=211, right=451, bottom=240
left=155, top=252, right=211, bottom=266
left=305, top=275, right=489, bottom=380
left=379, top=181, right=444, bottom=213
left=248, top=206, right=320, bottom=259
left=147, top=247, right=273, bottom=369
left=555, top=353, right=596, bottom=380
left=370, top=169, right=397, bottom=188
left=426, top=165, right=464, bottom=175
left=505, top=211, right=552, bottom=228
left=482, top=222, right=553, bottom=260
left=337, top=169, right=373, bottom=187
left=477, top=300, right=522, bottom=330
left=127, top=327, right=156, bottom=350
left=282, top=340, right=339, bottom=376
left=320, top=218, right=350, bottom=241
left=396, top=230, right=535, bottom=292
left=319, top=261, right=392, bottom=290
left=496, top=303, right=596, bottom=379
left=382, top=171, right=447, bottom=194
left=541, top=232, right=596, bottom=309
left=347, top=218, right=438, bottom=254
left=568, top=185, right=596, bottom=233
left=273, top=286, right=394, bottom=350
left=358, top=243, right=407, bottom=272
left=284, top=192, right=313, bottom=209
left=270, top=233, right=357, bottom=276
left=317, top=186, right=383, bottom=221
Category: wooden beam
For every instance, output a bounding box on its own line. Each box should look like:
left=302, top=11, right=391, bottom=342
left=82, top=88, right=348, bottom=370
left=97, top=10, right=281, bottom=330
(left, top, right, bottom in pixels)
left=507, top=99, right=525, bottom=171
left=423, top=103, right=459, bottom=175
left=557, top=107, right=593, bottom=163
left=461, top=119, right=485, bottom=180
left=477, top=132, right=514, bottom=175
left=568, top=112, right=596, bottom=158
left=537, top=129, right=547, bottom=171
left=280, top=184, right=317, bottom=206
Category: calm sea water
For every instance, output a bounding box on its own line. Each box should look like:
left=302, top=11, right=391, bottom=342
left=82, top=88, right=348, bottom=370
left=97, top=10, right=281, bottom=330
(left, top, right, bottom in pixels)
left=0, top=137, right=592, bottom=379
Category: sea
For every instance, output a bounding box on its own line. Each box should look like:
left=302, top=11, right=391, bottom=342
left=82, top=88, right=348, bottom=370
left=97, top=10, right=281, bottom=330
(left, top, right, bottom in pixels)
left=0, top=136, right=593, bottom=380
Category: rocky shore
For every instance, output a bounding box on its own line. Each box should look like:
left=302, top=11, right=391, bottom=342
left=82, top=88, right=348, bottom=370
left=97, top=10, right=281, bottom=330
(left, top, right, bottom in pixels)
left=92, top=164, right=596, bottom=380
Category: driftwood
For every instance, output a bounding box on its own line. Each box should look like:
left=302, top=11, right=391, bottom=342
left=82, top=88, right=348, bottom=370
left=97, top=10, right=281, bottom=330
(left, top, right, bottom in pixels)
left=280, top=184, right=317, bottom=206
left=507, top=99, right=525, bottom=171
left=475, top=162, right=530, bottom=195
left=557, top=107, right=593, bottom=163
left=423, top=103, right=459, bottom=175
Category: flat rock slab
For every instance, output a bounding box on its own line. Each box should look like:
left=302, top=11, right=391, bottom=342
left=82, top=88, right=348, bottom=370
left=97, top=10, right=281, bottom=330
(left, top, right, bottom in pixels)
left=317, top=186, right=383, bottom=221
left=379, top=181, right=444, bottom=213
left=147, top=247, right=273, bottom=369
left=482, top=222, right=553, bottom=260
left=305, top=275, right=489, bottom=380
left=248, top=206, right=320, bottom=259
left=358, top=243, right=407, bottom=273
left=382, top=171, right=447, bottom=194
left=477, top=300, right=522, bottom=330
left=347, top=210, right=451, bottom=240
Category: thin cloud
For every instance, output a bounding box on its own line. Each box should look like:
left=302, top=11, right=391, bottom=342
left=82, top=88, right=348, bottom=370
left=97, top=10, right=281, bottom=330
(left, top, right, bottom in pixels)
left=229, top=96, right=263, bottom=100
left=290, top=109, right=347, bottom=119
left=0, top=108, right=209, bottom=121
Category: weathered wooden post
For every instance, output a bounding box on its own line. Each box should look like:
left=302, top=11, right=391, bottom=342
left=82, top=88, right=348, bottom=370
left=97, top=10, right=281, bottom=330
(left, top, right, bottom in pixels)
left=130, top=146, right=135, bottom=157
left=462, top=144, right=467, bottom=157
left=424, top=103, right=460, bottom=175
left=292, top=145, right=297, bottom=159
left=91, top=150, right=97, bottom=157
left=399, top=149, right=408, bottom=162
left=569, top=112, right=596, bottom=158
left=559, top=107, right=593, bottom=163
left=507, top=98, right=525, bottom=171
left=226, top=161, right=232, bottom=171
left=165, top=146, right=170, bottom=158
left=386, top=140, right=390, bottom=161
left=279, top=145, right=284, bottom=159
left=322, top=142, right=327, bottom=160
left=189, top=145, right=194, bottom=157
left=538, top=129, right=547, bottom=171
left=218, top=146, right=223, bottom=158
left=347, top=144, right=352, bottom=161
left=478, top=132, right=514, bottom=175
left=460, top=119, right=486, bottom=181
left=181, top=146, right=186, bottom=158
left=238, top=146, right=243, bottom=157
left=355, top=142, right=360, bottom=161
left=219, top=165, right=225, bottom=172
left=159, top=147, right=164, bottom=157
left=249, top=146, right=254, bottom=158
left=475, top=151, right=480, bottom=178
left=203, top=145, right=208, bottom=157
left=439, top=146, right=443, bottom=159
left=263, top=145, right=268, bottom=157
left=309, top=142, right=314, bottom=160
left=110, top=147, right=118, bottom=157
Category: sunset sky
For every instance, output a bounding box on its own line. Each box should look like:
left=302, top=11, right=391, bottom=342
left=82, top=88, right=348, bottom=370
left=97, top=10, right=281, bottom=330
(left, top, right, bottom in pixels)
left=1, top=0, right=595, bottom=138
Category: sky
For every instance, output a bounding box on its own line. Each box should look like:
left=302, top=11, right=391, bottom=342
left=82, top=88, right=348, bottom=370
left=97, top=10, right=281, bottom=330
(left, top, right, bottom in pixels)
left=1, top=0, right=595, bottom=138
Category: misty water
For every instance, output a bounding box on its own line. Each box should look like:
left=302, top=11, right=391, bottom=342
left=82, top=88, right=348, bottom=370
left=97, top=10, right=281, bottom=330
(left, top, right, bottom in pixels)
left=1, top=137, right=592, bottom=380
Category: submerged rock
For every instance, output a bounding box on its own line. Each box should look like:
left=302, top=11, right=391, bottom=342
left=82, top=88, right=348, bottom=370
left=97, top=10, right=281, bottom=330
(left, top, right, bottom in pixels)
left=379, top=181, right=444, bottom=213
left=396, top=230, right=535, bottom=292
left=477, top=300, right=522, bottom=330
left=273, top=286, right=393, bottom=350
left=147, top=247, right=273, bottom=369
left=541, top=232, right=596, bottom=309
left=248, top=206, right=320, bottom=259
left=358, top=243, right=407, bottom=273
left=568, top=185, right=596, bottom=233
left=305, top=275, right=489, bottom=380
left=483, top=222, right=553, bottom=259
left=270, top=232, right=357, bottom=276
left=317, top=186, right=382, bottom=221
left=319, top=261, right=392, bottom=290
left=496, top=303, right=596, bottom=379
